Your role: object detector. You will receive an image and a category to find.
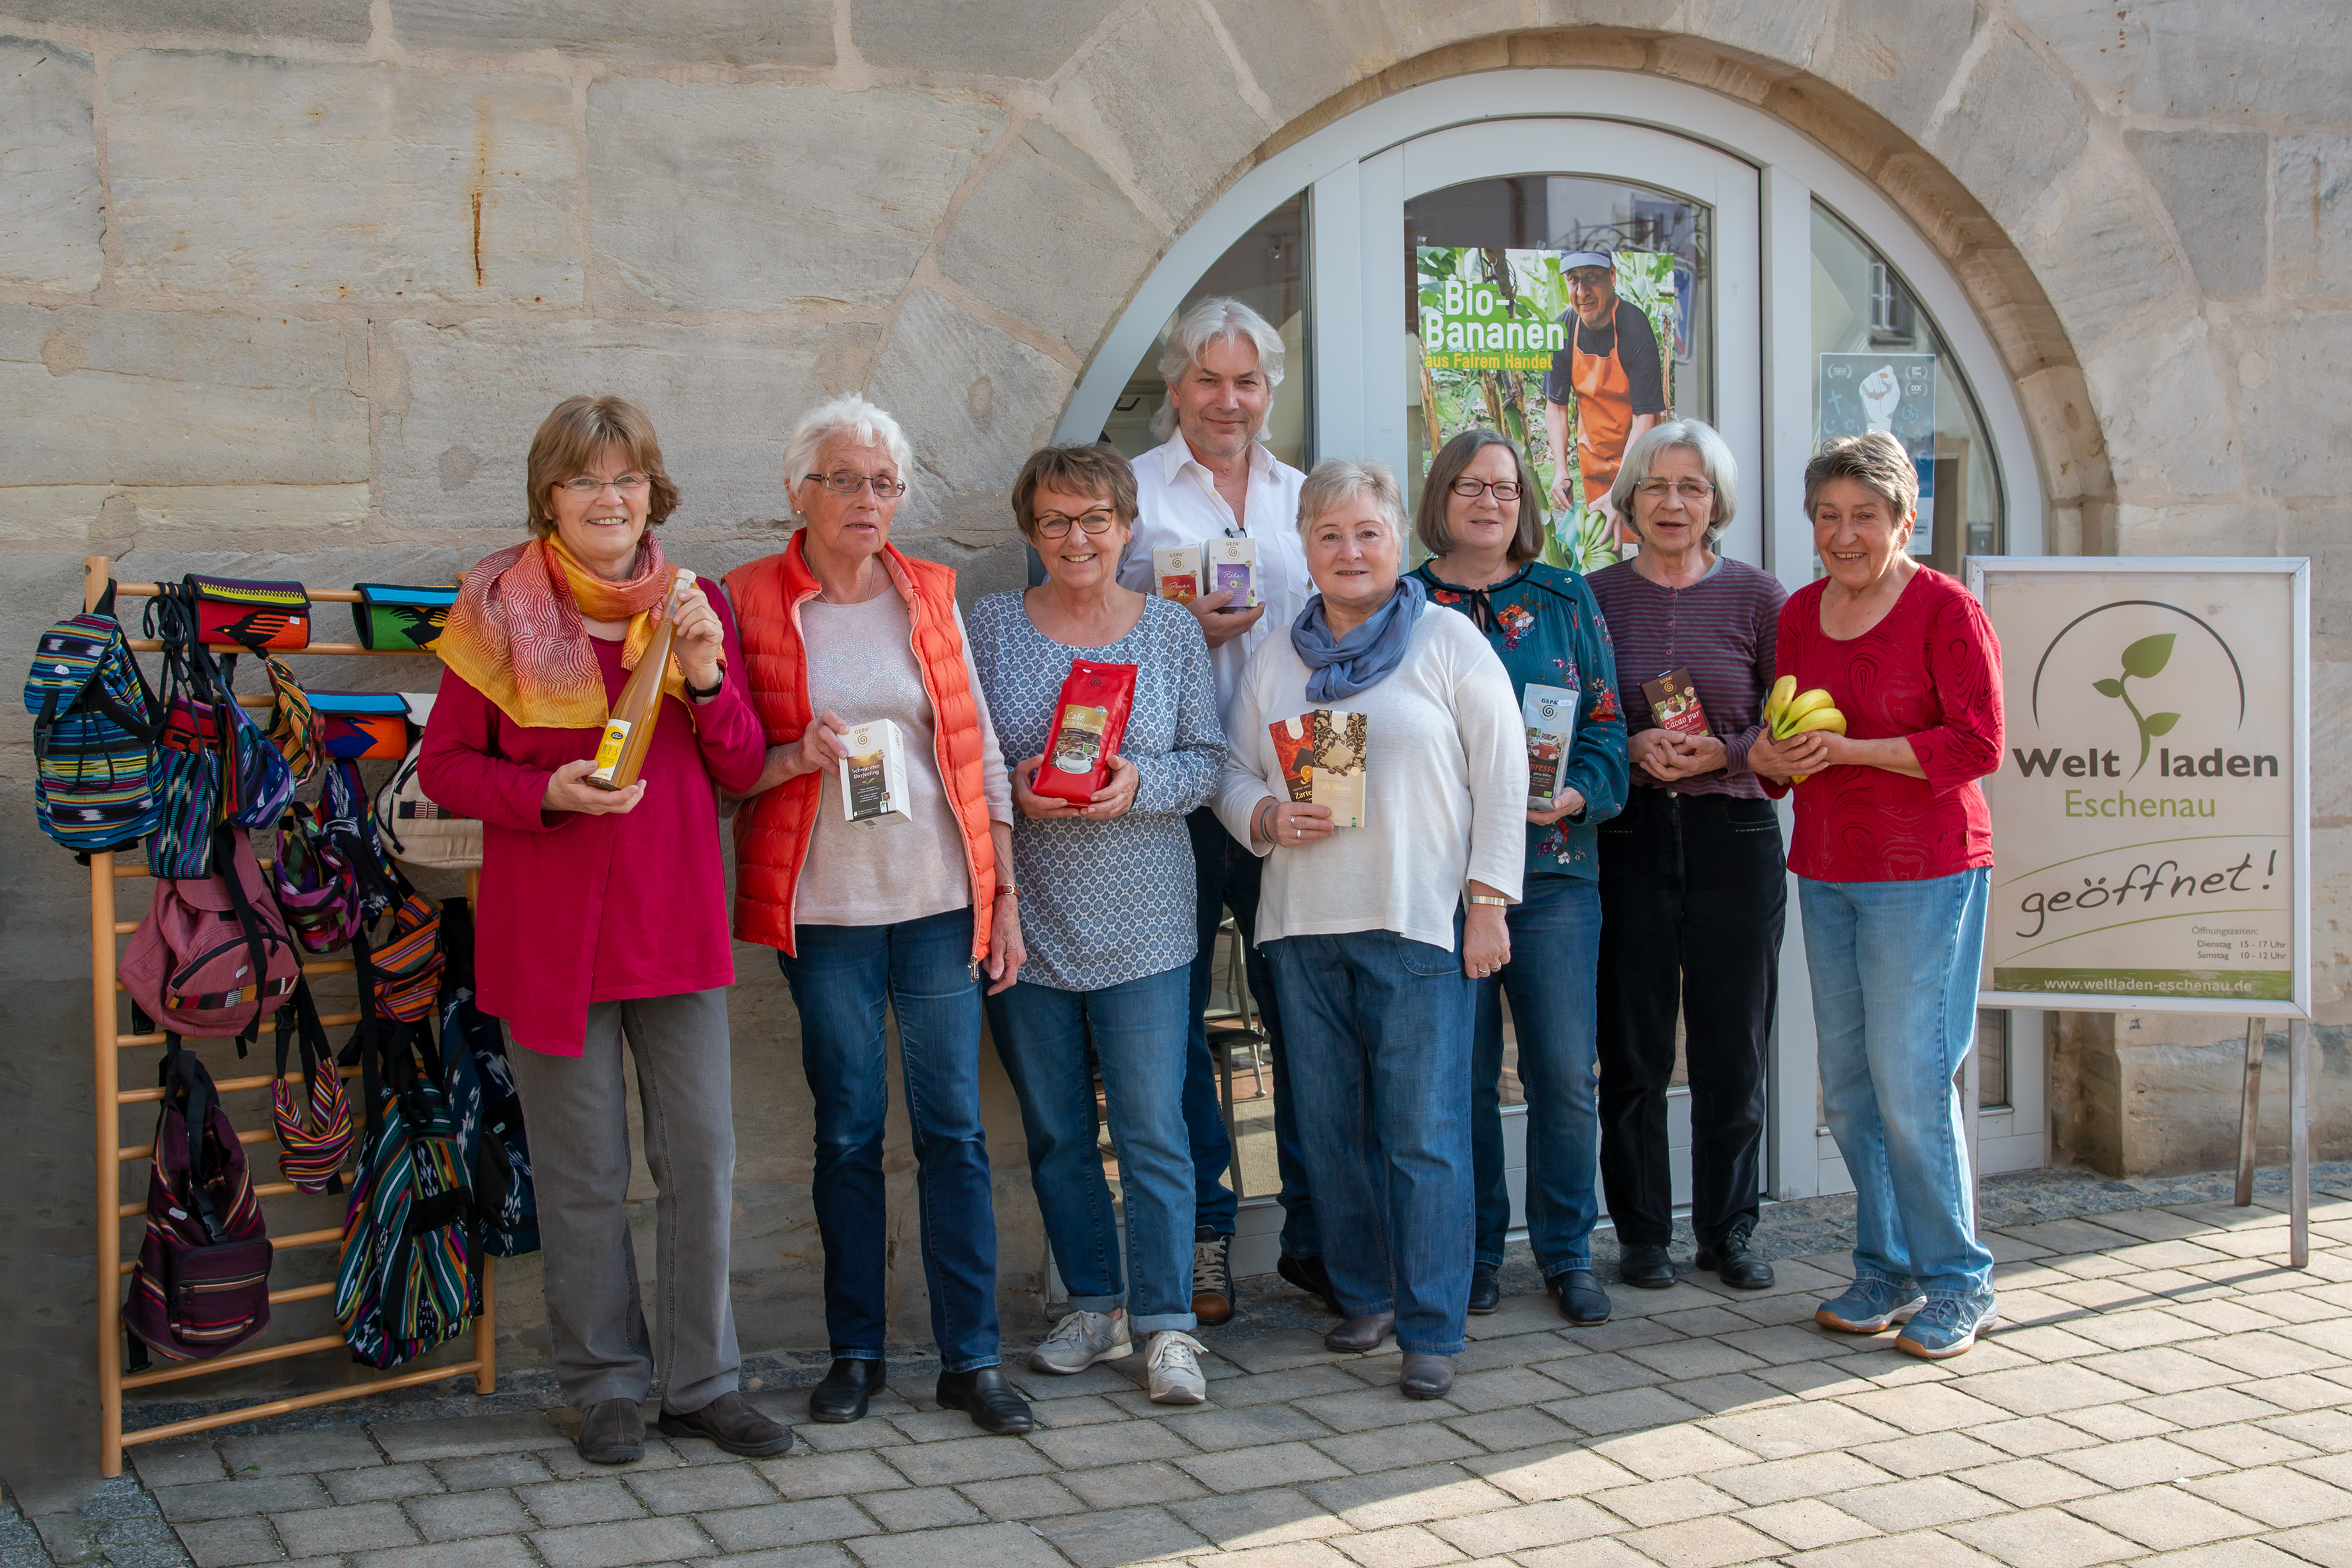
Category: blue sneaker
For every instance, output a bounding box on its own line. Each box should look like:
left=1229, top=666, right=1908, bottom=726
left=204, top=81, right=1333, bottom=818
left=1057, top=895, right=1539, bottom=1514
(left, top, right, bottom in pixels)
left=1896, top=1294, right=1998, bottom=1359
left=1814, top=1277, right=1926, bottom=1334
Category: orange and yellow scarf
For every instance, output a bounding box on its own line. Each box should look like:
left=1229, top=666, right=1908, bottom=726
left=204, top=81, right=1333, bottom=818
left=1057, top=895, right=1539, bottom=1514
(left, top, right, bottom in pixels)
left=439, top=534, right=687, bottom=729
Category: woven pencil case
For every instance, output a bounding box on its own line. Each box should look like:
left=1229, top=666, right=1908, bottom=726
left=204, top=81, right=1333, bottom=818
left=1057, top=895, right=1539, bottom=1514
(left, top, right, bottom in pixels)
left=307, top=692, right=410, bottom=761
left=349, top=585, right=459, bottom=652
left=185, top=576, right=311, bottom=651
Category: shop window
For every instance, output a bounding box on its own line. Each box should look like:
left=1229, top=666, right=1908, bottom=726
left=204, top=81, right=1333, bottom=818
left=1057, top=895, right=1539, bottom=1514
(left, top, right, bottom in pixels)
left=1403, top=176, right=1715, bottom=570
left=1811, top=203, right=2003, bottom=576
left=1097, top=193, right=1310, bottom=473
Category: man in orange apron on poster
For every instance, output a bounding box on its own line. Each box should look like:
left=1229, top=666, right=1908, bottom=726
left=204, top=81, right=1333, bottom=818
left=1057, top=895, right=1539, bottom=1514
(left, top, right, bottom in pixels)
left=1543, top=250, right=1667, bottom=550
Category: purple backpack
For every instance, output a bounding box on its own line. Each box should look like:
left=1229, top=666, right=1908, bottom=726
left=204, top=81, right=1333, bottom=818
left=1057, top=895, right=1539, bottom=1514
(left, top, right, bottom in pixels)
left=121, top=823, right=301, bottom=1050
left=123, top=1046, right=273, bottom=1367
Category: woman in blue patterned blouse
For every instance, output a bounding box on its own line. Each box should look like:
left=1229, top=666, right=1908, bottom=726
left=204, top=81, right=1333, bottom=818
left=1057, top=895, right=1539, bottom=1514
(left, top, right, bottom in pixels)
left=969, top=443, right=1228, bottom=1407
left=1409, top=429, right=1630, bottom=1326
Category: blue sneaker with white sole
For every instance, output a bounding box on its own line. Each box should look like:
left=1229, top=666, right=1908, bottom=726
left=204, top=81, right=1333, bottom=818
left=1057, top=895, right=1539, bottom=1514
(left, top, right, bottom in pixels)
left=1814, top=1277, right=1926, bottom=1334
left=1896, top=1294, right=1998, bottom=1359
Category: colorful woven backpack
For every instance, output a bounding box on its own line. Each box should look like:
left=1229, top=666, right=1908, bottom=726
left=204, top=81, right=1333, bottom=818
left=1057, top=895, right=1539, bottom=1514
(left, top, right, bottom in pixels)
left=272, top=979, right=354, bottom=1196
left=123, top=1044, right=273, bottom=1369
left=25, top=580, right=160, bottom=856
left=271, top=808, right=361, bottom=954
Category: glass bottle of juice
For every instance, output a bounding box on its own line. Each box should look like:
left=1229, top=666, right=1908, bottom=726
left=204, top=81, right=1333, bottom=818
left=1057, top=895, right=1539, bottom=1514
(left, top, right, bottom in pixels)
left=586, top=568, right=690, bottom=793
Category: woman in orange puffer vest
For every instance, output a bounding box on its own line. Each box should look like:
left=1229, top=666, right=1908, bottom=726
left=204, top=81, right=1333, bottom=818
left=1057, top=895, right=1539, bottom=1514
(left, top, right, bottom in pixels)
left=725, top=394, right=1030, bottom=1435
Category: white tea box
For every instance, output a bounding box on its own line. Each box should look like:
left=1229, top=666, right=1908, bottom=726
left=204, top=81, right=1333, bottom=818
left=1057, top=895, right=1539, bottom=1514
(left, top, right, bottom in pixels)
left=838, top=718, right=911, bottom=827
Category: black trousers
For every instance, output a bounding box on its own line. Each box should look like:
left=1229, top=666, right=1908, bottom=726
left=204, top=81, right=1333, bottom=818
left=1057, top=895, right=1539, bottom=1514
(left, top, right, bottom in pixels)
left=1594, top=789, right=1786, bottom=1250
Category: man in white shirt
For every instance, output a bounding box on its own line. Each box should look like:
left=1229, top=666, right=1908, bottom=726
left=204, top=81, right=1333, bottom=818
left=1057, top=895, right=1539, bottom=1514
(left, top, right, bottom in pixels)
left=1117, top=297, right=1328, bottom=1326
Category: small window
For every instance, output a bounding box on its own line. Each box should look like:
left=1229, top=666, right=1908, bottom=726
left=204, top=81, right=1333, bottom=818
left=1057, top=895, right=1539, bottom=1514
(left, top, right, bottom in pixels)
left=1811, top=202, right=2003, bottom=576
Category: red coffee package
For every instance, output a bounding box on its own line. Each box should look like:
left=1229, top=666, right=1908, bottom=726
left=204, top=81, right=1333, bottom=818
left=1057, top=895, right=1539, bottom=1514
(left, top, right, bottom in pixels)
left=1035, top=660, right=1138, bottom=805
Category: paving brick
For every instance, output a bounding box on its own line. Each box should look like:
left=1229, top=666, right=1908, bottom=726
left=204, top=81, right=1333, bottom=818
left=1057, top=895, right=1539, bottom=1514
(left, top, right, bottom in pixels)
left=521, top=1478, right=647, bottom=1528
left=133, top=1443, right=232, bottom=1489
left=1714, top=1325, right=1862, bottom=1366
left=1776, top=1528, right=2005, bottom=1568
left=1587, top=1424, right=1760, bottom=1480
left=1535, top=1352, right=1669, bottom=1395
left=1290, top=1385, right=1461, bottom=1435
left=623, top=1466, right=778, bottom=1515
left=1943, top=1504, right=2143, bottom=1567
left=2243, top=1375, right=2352, bottom=1414
left=532, top=1515, right=715, bottom=1567
left=877, top=1437, right=1053, bottom=1488
left=2133, top=1389, right=2285, bottom=1429
left=1302, top=1465, right=1515, bottom=1530
left=1425, top=1498, right=1620, bottom=1554
left=404, top=1488, right=535, bottom=1542
left=1700, top=1401, right=1904, bottom=1460
left=2067, top=1486, right=2263, bottom=1551
left=1962, top=1365, right=2151, bottom=1417
left=1834, top=1384, right=2013, bottom=1435
left=1028, top=1419, right=1196, bottom=1469
left=1462, top=1443, right=1640, bottom=1502
left=1959, top=1459, right=2106, bottom=1508
left=1179, top=1443, right=1352, bottom=1494
left=1034, top=1504, right=1208, bottom=1568
left=1614, top=1514, right=1782, bottom=1566
left=2075, top=1348, right=2242, bottom=1396
left=844, top=1521, right=1069, bottom=1568
left=1851, top=1433, right=2013, bottom=1480
left=1200, top=1364, right=1371, bottom=1408
left=1620, top=1339, right=1770, bottom=1381
left=2185, top=1331, right=2336, bottom=1380
left=323, top=1463, right=444, bottom=1504
left=2055, top=1403, right=2181, bottom=1441
left=1170, top=1487, right=1352, bottom=1549
left=1563, top=1318, right=1684, bottom=1354
left=1701, top=1452, right=1894, bottom=1506
left=158, top=1474, right=332, bottom=1522
left=272, top=1500, right=422, bottom=1557
left=2053, top=1436, right=2231, bottom=1488
left=1154, top=1403, right=1332, bottom=1454
left=787, top=1421, right=909, bottom=1455
left=1024, top=1394, right=1129, bottom=1429
left=1828, top=1476, right=2006, bottom=1532
left=174, top=1518, right=283, bottom=1568
left=2266, top=1519, right=2352, bottom=1567
left=2173, top=1423, right=2323, bottom=1467
left=955, top=1474, right=1085, bottom=1522
left=222, top=1433, right=388, bottom=1476
left=1057, top=1460, right=1208, bottom=1509
left=435, top=1454, right=558, bottom=1491
left=2181, top=1466, right=2352, bottom=1528
left=351, top=1539, right=541, bottom=1568
left=1310, top=1422, right=1479, bottom=1475
left=694, top=1498, right=875, bottom=1553
left=1542, top=1385, right=1709, bottom=1437
left=1743, top=1498, right=1880, bottom=1550
left=1441, top=1407, right=1574, bottom=1454
left=1326, top=1524, right=1471, bottom=1568
left=858, top=1486, right=982, bottom=1531
left=702, top=1548, right=859, bottom=1568
left=1589, top=1476, right=1739, bottom=1528
left=1451, top=1330, right=1577, bottom=1375
left=888, top=1411, right=1007, bottom=1444
left=373, top=1415, right=572, bottom=1463
left=1510, top=1540, right=1658, bottom=1568
left=753, top=1451, right=907, bottom=1502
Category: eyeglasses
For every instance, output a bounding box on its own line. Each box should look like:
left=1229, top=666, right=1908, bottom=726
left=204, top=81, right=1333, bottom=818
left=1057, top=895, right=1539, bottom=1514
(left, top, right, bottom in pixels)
left=560, top=473, right=649, bottom=495
left=1449, top=477, right=1523, bottom=502
left=1034, top=508, right=1121, bottom=539
left=805, top=471, right=909, bottom=498
left=1634, top=479, right=1716, bottom=503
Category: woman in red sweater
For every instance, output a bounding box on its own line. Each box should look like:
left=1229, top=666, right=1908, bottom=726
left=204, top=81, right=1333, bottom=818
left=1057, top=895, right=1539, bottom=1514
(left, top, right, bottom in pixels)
left=422, top=396, right=784, bottom=1465
left=1750, top=432, right=2002, bottom=1360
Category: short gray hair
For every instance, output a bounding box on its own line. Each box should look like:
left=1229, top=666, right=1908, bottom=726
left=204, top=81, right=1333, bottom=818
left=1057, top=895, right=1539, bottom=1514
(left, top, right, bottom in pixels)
left=1149, top=296, right=1286, bottom=440
left=1804, top=431, right=1919, bottom=522
left=783, top=394, right=913, bottom=503
left=1607, top=418, right=1739, bottom=548
left=1297, top=459, right=1407, bottom=546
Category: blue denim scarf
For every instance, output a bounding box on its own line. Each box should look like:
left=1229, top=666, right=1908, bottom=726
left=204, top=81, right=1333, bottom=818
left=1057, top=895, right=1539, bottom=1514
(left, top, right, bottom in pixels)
left=1291, top=575, right=1428, bottom=702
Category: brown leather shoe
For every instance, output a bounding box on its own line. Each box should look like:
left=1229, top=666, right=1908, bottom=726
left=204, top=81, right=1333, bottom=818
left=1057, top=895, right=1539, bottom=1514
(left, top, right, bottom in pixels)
left=1192, top=1228, right=1234, bottom=1326
left=656, top=1391, right=793, bottom=1456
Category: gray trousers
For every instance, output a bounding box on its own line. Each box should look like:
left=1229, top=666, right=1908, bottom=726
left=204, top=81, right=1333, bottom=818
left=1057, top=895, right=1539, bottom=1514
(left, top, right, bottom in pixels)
left=506, top=988, right=740, bottom=1413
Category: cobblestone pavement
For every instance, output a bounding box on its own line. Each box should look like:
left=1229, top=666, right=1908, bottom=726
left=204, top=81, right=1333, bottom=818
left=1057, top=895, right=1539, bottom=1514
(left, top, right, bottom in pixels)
left=86, top=1186, right=2352, bottom=1568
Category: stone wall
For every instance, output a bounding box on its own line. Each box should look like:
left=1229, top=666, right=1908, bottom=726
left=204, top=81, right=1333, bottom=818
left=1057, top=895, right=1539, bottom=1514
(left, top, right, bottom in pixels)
left=4, top=0, right=2347, bottom=1503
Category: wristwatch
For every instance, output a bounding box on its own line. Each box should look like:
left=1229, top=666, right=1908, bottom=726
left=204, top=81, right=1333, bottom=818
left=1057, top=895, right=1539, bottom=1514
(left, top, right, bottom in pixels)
left=1466, top=894, right=1512, bottom=907
left=684, top=670, right=725, bottom=700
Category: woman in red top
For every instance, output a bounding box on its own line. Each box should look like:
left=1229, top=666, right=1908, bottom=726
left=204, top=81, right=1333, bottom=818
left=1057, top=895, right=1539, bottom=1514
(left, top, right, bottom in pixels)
left=421, top=396, right=784, bottom=1465
left=1751, top=432, right=2002, bottom=1361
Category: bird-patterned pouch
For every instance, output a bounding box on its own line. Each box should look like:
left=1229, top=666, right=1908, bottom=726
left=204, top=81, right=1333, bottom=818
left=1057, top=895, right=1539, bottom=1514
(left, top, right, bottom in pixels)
left=349, top=584, right=459, bottom=652
left=185, top=575, right=311, bottom=651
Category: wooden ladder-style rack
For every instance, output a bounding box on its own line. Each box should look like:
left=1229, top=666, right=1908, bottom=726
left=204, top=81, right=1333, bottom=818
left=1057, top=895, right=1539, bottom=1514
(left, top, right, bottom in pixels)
left=81, top=555, right=495, bottom=1477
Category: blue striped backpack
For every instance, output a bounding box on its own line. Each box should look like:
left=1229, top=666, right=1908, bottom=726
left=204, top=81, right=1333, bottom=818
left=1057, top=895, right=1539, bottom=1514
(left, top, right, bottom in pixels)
left=25, top=581, right=160, bottom=856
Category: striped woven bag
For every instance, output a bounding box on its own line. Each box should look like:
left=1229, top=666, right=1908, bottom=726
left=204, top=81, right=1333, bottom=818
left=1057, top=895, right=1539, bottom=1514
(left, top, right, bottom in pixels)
left=264, top=652, right=321, bottom=786
left=368, top=893, right=444, bottom=1024
left=271, top=980, right=354, bottom=1195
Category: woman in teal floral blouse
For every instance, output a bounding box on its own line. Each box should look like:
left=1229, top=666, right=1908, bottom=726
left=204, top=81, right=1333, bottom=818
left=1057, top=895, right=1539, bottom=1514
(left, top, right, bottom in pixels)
left=1410, top=429, right=1628, bottom=1325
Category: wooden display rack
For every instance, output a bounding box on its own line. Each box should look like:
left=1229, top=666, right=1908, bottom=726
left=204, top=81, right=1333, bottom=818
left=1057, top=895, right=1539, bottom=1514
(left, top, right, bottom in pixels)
left=80, top=556, right=495, bottom=1477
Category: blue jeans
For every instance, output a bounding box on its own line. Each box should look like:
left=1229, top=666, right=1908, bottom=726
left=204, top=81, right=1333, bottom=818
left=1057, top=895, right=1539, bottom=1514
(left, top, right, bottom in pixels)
left=986, top=967, right=1198, bottom=1334
left=1800, top=868, right=1996, bottom=1302
left=777, top=907, right=1001, bottom=1372
left=1267, top=925, right=1474, bottom=1355
left=1473, top=874, right=1602, bottom=1277
left=1185, top=808, right=1318, bottom=1256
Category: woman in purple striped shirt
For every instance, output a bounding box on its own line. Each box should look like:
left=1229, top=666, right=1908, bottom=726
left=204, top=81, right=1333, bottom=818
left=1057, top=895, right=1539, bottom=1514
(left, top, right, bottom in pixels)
left=1587, top=421, right=1789, bottom=1295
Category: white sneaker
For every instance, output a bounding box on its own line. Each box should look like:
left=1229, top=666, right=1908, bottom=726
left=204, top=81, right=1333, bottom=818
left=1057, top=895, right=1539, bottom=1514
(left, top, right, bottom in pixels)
left=1146, top=1330, right=1208, bottom=1405
left=1028, top=1310, right=1131, bottom=1374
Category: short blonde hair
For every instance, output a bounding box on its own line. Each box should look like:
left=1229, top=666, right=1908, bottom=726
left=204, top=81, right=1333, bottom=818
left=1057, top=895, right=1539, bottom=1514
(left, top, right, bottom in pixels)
left=1298, top=459, right=1407, bottom=544
left=525, top=396, right=680, bottom=538
left=1804, top=431, right=1918, bottom=522
left=1009, top=443, right=1138, bottom=540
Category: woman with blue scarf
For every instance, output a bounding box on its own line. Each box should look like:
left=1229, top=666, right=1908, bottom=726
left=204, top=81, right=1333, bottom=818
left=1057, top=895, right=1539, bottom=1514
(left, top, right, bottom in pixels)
left=1214, top=459, right=1527, bottom=1401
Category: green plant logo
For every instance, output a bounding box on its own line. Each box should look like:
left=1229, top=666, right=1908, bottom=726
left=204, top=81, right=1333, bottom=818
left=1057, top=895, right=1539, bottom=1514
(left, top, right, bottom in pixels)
left=2092, top=633, right=2181, bottom=779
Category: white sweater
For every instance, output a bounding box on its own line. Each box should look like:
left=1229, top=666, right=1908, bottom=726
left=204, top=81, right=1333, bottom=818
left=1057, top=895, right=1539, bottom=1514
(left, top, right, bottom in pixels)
left=1215, top=607, right=1528, bottom=953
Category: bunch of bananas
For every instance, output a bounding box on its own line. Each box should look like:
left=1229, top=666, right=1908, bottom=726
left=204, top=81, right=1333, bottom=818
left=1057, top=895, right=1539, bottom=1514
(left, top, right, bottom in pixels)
left=1765, top=676, right=1845, bottom=783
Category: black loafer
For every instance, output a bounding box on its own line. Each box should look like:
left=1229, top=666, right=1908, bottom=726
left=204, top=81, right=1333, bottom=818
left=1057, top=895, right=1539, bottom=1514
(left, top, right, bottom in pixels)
left=935, top=1366, right=1036, bottom=1435
left=577, top=1397, right=644, bottom=1465
left=1553, top=1268, right=1612, bottom=1324
left=1618, top=1243, right=1678, bottom=1289
left=657, top=1391, right=793, bottom=1457
left=1467, top=1263, right=1501, bottom=1315
left=809, top=1357, right=887, bottom=1424
left=1697, top=1229, right=1776, bottom=1291
left=1278, top=1251, right=1338, bottom=1314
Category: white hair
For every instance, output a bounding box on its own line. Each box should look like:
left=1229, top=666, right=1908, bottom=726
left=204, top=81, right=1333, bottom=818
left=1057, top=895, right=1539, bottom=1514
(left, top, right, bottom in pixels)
left=1607, top=418, right=1739, bottom=547
left=1149, top=296, right=1286, bottom=441
left=783, top=394, right=913, bottom=502
left=1296, top=458, right=1407, bottom=546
